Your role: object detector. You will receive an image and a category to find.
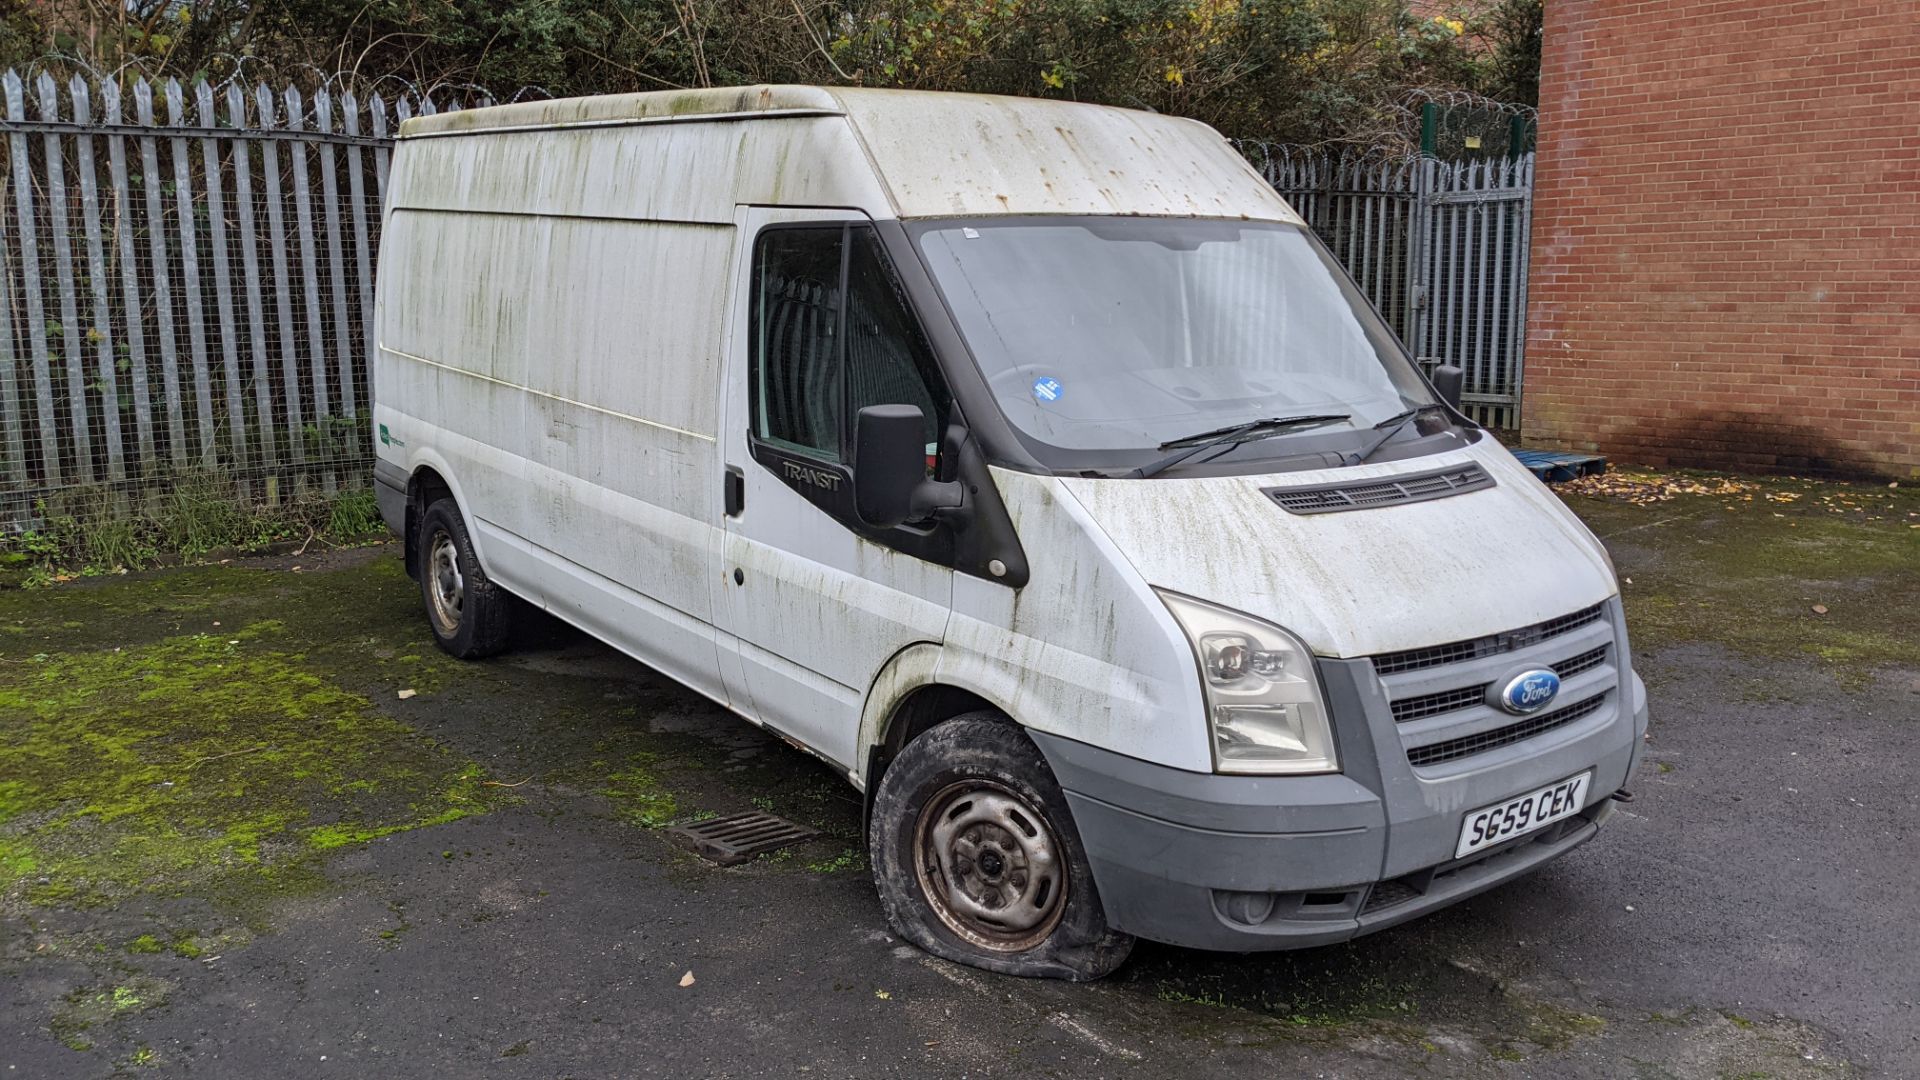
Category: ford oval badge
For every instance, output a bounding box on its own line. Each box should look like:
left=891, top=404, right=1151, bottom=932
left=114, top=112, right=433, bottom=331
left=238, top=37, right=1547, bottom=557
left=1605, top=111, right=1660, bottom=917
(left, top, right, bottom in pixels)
left=1494, top=669, right=1561, bottom=715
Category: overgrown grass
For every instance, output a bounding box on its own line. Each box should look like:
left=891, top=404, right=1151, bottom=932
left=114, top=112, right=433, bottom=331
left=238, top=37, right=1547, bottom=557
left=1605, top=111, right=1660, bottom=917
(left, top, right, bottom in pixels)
left=1, top=472, right=389, bottom=586
left=325, top=489, right=382, bottom=538
left=155, top=471, right=255, bottom=556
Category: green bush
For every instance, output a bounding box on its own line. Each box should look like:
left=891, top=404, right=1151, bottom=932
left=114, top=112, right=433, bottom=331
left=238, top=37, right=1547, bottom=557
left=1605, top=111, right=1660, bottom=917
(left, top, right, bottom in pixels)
left=8, top=0, right=1540, bottom=148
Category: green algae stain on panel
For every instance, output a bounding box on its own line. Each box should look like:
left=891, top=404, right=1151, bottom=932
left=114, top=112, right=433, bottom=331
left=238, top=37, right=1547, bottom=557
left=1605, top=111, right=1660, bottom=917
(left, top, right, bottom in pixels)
left=0, top=623, right=503, bottom=907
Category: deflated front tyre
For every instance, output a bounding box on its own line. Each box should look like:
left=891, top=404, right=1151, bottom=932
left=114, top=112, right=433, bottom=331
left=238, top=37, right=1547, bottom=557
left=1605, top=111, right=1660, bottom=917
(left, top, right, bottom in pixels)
left=869, top=714, right=1133, bottom=981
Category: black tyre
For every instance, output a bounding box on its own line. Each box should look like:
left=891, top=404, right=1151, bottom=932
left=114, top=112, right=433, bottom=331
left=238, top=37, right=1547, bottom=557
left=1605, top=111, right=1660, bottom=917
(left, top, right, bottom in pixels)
left=869, top=714, right=1134, bottom=981
left=417, top=498, right=513, bottom=660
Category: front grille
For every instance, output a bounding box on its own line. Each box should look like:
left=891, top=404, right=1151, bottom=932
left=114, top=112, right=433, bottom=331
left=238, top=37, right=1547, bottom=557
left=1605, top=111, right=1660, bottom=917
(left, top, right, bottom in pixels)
left=1406, top=693, right=1608, bottom=768
left=1391, top=685, right=1486, bottom=723
left=1264, top=462, right=1494, bottom=515
left=1389, top=644, right=1613, bottom=723
left=1373, top=603, right=1608, bottom=676
left=1554, top=645, right=1608, bottom=679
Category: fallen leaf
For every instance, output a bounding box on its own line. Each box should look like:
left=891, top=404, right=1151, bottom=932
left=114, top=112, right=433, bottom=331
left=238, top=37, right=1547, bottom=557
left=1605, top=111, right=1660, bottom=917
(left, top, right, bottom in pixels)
left=679, top=971, right=695, bottom=987
left=1811, top=605, right=1828, bottom=615
left=875, top=989, right=891, bottom=1000
left=397, top=689, right=417, bottom=700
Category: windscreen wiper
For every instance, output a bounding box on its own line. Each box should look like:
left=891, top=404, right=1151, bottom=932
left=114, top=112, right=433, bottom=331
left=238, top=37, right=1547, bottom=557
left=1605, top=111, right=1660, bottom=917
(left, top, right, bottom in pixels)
left=1130, top=413, right=1352, bottom=479
left=1351, top=403, right=1451, bottom=465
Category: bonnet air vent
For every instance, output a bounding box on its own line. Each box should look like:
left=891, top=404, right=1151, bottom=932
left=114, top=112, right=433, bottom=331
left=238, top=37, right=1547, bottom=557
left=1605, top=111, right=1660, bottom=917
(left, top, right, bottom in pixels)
left=1265, top=462, right=1495, bottom=515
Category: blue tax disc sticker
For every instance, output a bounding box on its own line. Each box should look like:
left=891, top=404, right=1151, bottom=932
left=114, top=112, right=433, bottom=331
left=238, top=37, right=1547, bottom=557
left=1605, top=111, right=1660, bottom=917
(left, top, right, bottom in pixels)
left=1031, top=376, right=1063, bottom=403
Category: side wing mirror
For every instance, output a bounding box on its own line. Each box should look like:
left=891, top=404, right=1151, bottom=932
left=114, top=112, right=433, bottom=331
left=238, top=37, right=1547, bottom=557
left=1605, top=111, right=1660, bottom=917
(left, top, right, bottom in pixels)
left=853, top=404, right=966, bottom=528
left=1431, top=364, right=1464, bottom=412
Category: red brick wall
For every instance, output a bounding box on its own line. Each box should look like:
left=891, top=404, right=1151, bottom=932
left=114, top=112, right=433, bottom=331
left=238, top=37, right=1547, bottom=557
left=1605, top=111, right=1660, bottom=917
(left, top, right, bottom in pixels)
left=1523, top=0, right=1920, bottom=479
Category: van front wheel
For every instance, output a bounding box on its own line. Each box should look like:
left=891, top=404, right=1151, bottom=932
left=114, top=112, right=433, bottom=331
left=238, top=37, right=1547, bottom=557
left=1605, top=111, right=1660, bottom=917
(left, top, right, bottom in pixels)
left=870, top=715, right=1133, bottom=981
left=417, top=498, right=512, bottom=659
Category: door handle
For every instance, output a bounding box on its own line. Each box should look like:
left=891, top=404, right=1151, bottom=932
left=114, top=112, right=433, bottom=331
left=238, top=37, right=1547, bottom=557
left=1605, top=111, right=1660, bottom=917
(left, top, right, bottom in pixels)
left=724, top=466, right=744, bottom=517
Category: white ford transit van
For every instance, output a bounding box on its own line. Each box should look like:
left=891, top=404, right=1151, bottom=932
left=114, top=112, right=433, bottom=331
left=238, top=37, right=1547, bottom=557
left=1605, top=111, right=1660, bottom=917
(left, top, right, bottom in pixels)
left=372, top=86, right=1647, bottom=980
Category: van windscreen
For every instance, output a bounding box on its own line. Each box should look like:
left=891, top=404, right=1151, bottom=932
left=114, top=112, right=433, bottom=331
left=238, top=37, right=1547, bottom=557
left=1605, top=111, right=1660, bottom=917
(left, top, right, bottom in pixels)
left=914, top=218, right=1436, bottom=458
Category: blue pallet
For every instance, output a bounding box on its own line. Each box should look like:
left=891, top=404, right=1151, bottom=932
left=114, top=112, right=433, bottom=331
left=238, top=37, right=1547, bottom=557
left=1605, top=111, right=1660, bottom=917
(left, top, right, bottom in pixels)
left=1511, top=448, right=1608, bottom=484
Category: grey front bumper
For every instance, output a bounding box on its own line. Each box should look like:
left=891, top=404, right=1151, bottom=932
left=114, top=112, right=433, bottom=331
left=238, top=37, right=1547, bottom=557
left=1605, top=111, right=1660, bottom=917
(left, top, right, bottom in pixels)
left=1029, top=647, right=1647, bottom=952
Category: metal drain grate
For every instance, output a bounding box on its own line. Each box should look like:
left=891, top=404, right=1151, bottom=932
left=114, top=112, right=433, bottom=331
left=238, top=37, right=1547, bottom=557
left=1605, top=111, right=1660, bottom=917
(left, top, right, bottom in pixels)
left=665, top=811, right=818, bottom=866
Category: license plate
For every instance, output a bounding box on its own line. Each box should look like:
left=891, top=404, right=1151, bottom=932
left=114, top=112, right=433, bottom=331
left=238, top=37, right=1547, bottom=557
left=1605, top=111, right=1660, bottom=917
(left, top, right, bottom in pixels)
left=1455, top=771, right=1592, bottom=859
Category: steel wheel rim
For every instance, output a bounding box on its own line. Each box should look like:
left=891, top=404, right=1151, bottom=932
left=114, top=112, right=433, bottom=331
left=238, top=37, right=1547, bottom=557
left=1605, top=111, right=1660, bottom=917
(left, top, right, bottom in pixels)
left=427, top=530, right=464, bottom=635
left=915, top=779, right=1068, bottom=952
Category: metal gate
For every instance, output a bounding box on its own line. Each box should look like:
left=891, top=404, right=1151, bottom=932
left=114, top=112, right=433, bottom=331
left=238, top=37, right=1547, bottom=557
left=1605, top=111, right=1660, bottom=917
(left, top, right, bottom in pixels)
left=1251, top=147, right=1534, bottom=430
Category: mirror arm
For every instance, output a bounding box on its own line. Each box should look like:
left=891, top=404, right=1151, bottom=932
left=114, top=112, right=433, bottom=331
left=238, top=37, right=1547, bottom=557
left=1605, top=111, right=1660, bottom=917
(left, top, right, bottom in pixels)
left=911, top=477, right=969, bottom=526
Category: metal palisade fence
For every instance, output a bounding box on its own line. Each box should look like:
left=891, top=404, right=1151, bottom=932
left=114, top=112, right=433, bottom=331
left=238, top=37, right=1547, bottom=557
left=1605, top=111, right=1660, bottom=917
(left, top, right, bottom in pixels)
left=0, top=70, right=1535, bottom=534
left=1250, top=145, right=1535, bottom=430
left=0, top=69, right=471, bottom=530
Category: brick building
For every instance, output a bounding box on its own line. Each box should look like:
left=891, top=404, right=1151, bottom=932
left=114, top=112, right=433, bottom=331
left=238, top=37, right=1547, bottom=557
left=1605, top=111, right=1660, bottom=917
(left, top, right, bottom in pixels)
left=1522, top=0, right=1920, bottom=479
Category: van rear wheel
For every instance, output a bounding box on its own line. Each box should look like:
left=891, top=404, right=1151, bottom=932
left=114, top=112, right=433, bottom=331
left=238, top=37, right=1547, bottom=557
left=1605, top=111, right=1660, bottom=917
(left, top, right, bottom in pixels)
left=417, top=498, right=512, bottom=659
left=870, top=715, right=1133, bottom=980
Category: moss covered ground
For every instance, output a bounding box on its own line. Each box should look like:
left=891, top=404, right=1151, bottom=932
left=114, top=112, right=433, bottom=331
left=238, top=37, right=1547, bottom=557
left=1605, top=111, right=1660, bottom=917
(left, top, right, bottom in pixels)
left=0, top=542, right=869, bottom=923
left=0, top=556, right=508, bottom=914
left=1561, top=469, right=1919, bottom=690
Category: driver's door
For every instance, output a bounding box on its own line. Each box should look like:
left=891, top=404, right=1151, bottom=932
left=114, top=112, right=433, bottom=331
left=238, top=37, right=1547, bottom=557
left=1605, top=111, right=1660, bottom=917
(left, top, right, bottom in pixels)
left=713, top=207, right=955, bottom=772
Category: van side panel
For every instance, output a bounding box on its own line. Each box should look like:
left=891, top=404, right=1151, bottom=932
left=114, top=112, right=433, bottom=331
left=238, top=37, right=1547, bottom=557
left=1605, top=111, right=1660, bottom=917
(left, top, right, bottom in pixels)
left=374, top=207, right=736, bottom=703
left=379, top=209, right=724, bottom=437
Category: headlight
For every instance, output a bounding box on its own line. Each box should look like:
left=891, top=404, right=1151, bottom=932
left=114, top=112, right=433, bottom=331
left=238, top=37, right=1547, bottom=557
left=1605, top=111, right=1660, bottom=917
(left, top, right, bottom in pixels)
left=1158, top=590, right=1338, bottom=775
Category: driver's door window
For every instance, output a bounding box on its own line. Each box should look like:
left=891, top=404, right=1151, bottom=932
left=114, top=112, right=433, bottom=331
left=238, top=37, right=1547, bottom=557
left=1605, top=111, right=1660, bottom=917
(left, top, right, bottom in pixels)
left=749, top=224, right=950, bottom=483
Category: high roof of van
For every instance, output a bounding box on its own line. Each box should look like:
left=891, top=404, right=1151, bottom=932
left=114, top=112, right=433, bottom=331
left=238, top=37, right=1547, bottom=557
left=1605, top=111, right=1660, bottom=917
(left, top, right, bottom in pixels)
left=396, top=86, right=1301, bottom=223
